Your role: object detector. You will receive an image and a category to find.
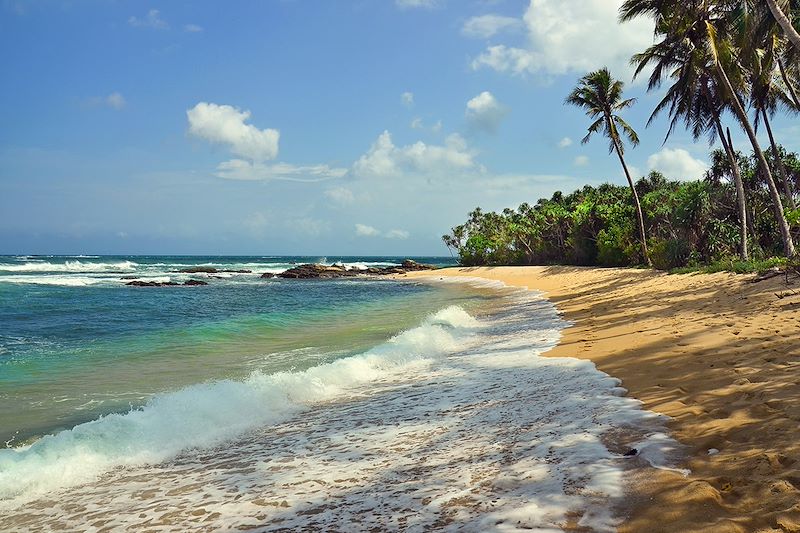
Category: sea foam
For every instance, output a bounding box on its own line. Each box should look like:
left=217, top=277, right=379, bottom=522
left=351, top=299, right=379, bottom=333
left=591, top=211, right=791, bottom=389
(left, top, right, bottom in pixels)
left=0, top=306, right=477, bottom=505
left=0, top=282, right=685, bottom=532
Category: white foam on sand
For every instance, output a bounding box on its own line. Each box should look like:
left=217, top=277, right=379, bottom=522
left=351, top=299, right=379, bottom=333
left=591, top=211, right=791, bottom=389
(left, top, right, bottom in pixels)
left=0, top=281, right=685, bottom=532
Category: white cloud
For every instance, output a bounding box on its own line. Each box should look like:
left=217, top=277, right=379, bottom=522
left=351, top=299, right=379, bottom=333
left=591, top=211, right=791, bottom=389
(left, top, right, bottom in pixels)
left=128, top=9, right=168, bottom=30
left=184, top=23, right=203, bottom=33
left=106, top=92, right=126, bottom=110
left=466, top=91, right=508, bottom=133
left=355, top=223, right=381, bottom=237
left=352, top=130, right=480, bottom=179
left=396, top=0, right=438, bottom=9
left=355, top=224, right=409, bottom=239
left=558, top=137, right=573, bottom=148
left=215, top=159, right=347, bottom=182
left=462, top=14, right=522, bottom=38
left=401, top=91, right=414, bottom=107
left=385, top=229, right=410, bottom=239
left=187, top=102, right=279, bottom=162
left=647, top=148, right=709, bottom=181
left=470, top=0, right=653, bottom=80
left=410, top=118, right=444, bottom=133
left=86, top=92, right=126, bottom=110
left=324, top=187, right=355, bottom=205
left=573, top=155, right=589, bottom=167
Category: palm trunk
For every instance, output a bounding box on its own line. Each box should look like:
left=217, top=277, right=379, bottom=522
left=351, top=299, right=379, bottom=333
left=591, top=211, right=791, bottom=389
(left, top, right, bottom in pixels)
left=715, top=118, right=749, bottom=260
left=704, top=82, right=748, bottom=260
left=608, top=118, right=651, bottom=266
left=777, top=56, right=800, bottom=109
left=761, top=108, right=797, bottom=210
left=766, top=0, right=800, bottom=52
left=714, top=62, right=796, bottom=257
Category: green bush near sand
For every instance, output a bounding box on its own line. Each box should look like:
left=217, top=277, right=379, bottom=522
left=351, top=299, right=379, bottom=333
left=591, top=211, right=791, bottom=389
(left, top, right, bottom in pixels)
left=443, top=147, right=799, bottom=272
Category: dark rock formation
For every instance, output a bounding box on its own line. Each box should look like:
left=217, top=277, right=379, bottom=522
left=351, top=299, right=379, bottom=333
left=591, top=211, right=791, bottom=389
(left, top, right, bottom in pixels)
left=126, top=280, right=179, bottom=287
left=176, top=267, right=251, bottom=274
left=126, top=279, right=208, bottom=287
left=275, top=260, right=435, bottom=280
left=260, top=272, right=276, bottom=278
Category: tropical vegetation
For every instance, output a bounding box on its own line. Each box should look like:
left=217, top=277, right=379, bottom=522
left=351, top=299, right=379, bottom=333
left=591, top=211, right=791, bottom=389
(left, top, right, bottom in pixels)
left=443, top=0, right=800, bottom=271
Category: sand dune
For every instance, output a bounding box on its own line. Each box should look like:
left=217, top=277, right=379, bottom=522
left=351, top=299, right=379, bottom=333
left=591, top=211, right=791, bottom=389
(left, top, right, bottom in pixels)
left=405, top=266, right=800, bottom=533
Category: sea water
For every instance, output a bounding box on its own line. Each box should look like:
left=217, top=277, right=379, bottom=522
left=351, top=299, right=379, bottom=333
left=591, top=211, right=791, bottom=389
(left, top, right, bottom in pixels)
left=0, top=256, right=683, bottom=531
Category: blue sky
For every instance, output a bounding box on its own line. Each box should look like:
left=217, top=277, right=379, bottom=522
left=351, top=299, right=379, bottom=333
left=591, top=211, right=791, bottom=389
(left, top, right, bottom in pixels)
left=1, top=0, right=798, bottom=255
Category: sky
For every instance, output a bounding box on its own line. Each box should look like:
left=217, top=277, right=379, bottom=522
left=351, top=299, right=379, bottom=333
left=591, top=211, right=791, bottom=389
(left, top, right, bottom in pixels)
left=1, top=0, right=798, bottom=256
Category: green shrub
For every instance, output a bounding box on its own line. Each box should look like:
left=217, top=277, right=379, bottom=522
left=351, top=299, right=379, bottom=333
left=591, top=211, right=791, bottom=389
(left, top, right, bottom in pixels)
left=650, top=238, right=690, bottom=270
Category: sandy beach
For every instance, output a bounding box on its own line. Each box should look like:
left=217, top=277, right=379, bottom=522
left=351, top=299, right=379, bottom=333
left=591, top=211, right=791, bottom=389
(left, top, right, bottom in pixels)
left=404, top=266, right=800, bottom=533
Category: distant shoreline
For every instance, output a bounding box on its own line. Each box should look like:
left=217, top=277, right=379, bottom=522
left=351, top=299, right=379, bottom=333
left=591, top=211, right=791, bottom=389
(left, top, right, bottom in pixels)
left=403, top=265, right=800, bottom=532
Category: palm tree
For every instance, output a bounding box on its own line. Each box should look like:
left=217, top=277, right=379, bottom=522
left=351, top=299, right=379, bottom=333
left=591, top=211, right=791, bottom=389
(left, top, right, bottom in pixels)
left=621, top=0, right=796, bottom=258
left=630, top=11, right=750, bottom=260
left=747, top=31, right=798, bottom=210
left=766, top=0, right=800, bottom=52
left=566, top=68, right=651, bottom=265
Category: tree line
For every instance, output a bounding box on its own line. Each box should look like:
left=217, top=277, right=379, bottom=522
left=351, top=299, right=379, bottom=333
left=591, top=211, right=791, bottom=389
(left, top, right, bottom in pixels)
left=444, top=1, right=800, bottom=270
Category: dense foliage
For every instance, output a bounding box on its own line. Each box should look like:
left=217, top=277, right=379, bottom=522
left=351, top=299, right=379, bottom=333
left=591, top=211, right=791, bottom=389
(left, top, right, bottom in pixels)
left=444, top=1, right=800, bottom=270
left=443, top=147, right=800, bottom=269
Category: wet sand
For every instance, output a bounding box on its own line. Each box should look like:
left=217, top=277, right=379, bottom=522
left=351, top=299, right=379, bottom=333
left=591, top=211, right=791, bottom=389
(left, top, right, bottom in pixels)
left=404, top=266, right=800, bottom=533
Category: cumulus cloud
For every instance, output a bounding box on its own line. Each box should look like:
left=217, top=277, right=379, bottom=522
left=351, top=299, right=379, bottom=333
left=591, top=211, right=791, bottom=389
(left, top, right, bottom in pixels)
left=355, top=224, right=410, bottom=239
left=187, top=102, right=280, bottom=161
left=352, top=130, right=480, bottom=179
left=465, top=91, right=508, bottom=133
left=324, top=187, right=355, bottom=205
left=573, top=155, right=589, bottom=167
left=396, top=0, right=438, bottom=9
left=410, top=117, right=423, bottom=129
left=401, top=91, right=414, bottom=107
left=355, top=223, right=381, bottom=236
left=470, top=0, right=653, bottom=80
left=215, top=160, right=347, bottom=182
left=385, top=229, right=410, bottom=239
left=558, top=137, right=573, bottom=148
left=128, top=9, right=168, bottom=30
left=647, top=148, right=709, bottom=181
left=462, top=14, right=522, bottom=38
left=86, top=92, right=126, bottom=110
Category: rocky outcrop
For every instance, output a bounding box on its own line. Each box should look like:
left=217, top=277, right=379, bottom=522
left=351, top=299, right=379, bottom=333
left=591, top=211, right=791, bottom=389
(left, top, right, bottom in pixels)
left=273, top=260, right=435, bottom=280
left=260, top=272, right=276, bottom=279
left=176, top=267, right=252, bottom=274
left=125, top=279, right=208, bottom=287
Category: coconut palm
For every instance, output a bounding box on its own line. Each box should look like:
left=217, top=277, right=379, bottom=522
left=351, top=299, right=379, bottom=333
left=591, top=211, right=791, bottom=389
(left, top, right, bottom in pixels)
left=766, top=0, right=800, bottom=52
left=630, top=10, right=750, bottom=260
left=621, top=0, right=796, bottom=257
left=747, top=29, right=798, bottom=209
left=566, top=68, right=651, bottom=265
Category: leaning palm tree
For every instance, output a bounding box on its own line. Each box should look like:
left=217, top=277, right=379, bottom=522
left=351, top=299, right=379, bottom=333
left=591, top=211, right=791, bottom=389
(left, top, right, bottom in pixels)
left=747, top=28, right=798, bottom=209
left=566, top=68, right=651, bottom=265
left=630, top=11, right=750, bottom=260
left=621, top=0, right=796, bottom=258
left=766, top=0, right=800, bottom=52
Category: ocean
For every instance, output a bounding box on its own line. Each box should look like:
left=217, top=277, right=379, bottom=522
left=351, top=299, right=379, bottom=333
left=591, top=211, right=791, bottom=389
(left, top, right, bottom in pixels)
left=0, top=255, right=682, bottom=531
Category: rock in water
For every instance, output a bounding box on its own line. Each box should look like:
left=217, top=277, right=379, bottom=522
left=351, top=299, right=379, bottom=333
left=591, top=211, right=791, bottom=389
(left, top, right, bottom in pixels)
left=177, top=267, right=218, bottom=273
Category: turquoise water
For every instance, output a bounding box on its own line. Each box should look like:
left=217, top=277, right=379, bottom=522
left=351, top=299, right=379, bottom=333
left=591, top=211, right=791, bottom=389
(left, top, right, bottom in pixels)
left=0, top=255, right=461, bottom=444
left=0, top=255, right=683, bottom=530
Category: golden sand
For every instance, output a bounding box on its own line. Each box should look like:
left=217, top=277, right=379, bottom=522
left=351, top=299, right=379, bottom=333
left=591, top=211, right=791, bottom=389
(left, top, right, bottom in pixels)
left=403, top=266, right=800, bottom=533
